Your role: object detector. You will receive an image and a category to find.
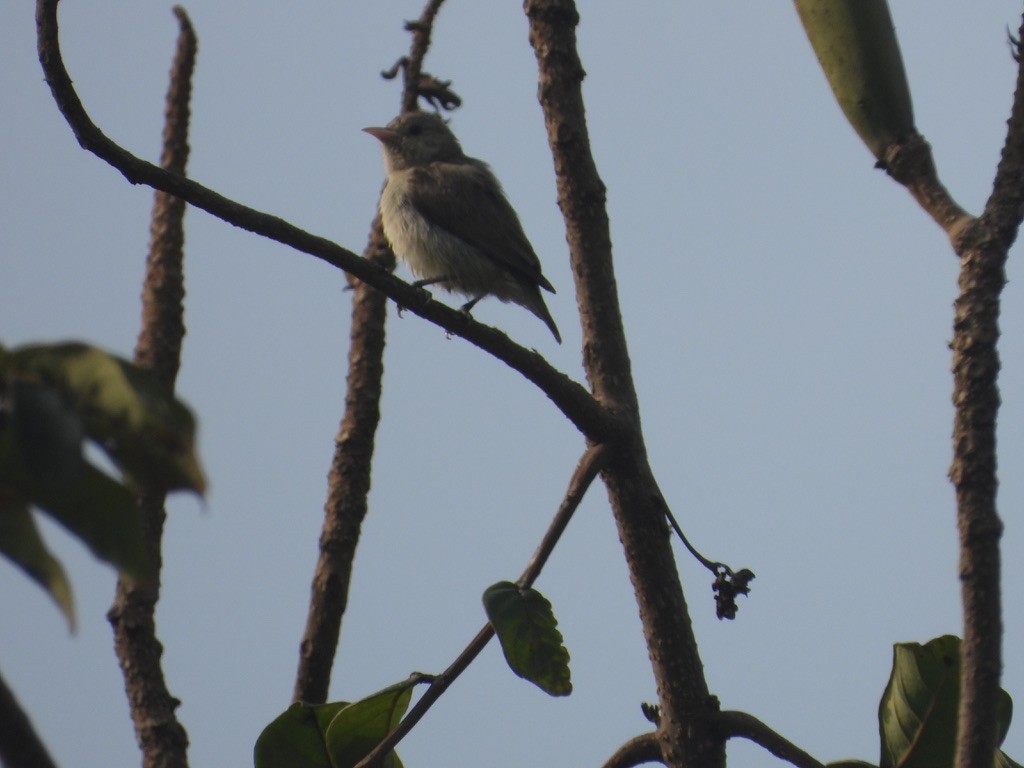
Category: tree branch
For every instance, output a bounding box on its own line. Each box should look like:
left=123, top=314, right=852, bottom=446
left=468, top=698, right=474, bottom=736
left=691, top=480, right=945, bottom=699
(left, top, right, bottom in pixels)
left=947, top=15, right=1024, bottom=768
left=107, top=8, right=195, bottom=768
left=0, top=667, right=60, bottom=768
left=715, top=711, right=824, bottom=768
left=34, top=0, right=614, bottom=443
left=601, top=733, right=664, bottom=768
left=352, top=443, right=611, bottom=768
left=518, top=442, right=610, bottom=587
left=293, top=0, right=450, bottom=706
left=292, top=217, right=392, bottom=704
left=882, top=132, right=974, bottom=243
left=524, top=3, right=720, bottom=766
left=879, top=17, right=1024, bottom=768
left=399, top=0, right=446, bottom=114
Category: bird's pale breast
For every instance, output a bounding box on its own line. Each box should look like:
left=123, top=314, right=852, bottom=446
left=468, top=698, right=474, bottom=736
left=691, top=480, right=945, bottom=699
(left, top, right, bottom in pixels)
left=380, top=169, right=517, bottom=298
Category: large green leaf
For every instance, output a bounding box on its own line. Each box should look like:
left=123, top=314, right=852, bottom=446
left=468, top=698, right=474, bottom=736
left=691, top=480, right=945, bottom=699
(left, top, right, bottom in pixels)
left=793, top=0, right=915, bottom=160
left=0, top=369, right=155, bottom=587
left=0, top=341, right=204, bottom=622
left=879, top=635, right=1014, bottom=768
left=4, top=342, right=205, bottom=494
left=323, top=679, right=414, bottom=768
left=32, top=462, right=154, bottom=585
left=483, top=581, right=571, bottom=697
left=254, top=701, right=346, bottom=768
left=7, top=378, right=85, bottom=491
left=254, top=681, right=414, bottom=768
left=0, top=495, right=74, bottom=629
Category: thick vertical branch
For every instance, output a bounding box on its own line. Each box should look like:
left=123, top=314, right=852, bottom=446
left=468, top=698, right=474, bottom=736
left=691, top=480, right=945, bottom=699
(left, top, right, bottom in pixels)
left=950, top=18, right=1024, bottom=768
left=292, top=221, right=391, bottom=703
left=524, top=3, right=721, bottom=767
left=107, top=8, right=195, bottom=768
left=292, top=0, right=447, bottom=705
left=950, top=227, right=1005, bottom=768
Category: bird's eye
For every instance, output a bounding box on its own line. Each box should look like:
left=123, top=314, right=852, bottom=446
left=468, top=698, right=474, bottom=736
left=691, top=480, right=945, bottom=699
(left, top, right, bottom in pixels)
left=408, top=124, right=423, bottom=136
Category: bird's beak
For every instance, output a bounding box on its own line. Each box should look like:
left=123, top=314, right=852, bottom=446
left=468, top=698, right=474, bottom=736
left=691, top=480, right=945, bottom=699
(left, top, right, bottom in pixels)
left=363, top=126, right=399, bottom=146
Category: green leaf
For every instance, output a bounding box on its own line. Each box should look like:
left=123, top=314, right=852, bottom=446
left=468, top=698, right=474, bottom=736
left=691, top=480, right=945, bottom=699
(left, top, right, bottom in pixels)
left=483, top=581, right=571, bottom=697
left=827, top=762, right=878, bottom=768
left=254, top=701, right=346, bottom=768
left=793, top=0, right=915, bottom=160
left=8, top=378, right=85, bottom=491
left=5, top=343, right=205, bottom=494
left=324, top=679, right=415, bottom=768
left=878, top=635, right=1014, bottom=768
left=32, top=462, right=154, bottom=585
left=254, top=681, right=416, bottom=768
left=0, top=495, right=75, bottom=630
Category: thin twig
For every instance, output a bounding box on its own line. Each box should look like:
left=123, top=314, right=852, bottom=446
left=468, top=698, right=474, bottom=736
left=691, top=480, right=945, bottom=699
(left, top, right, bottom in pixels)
left=519, top=442, right=610, bottom=587
left=34, top=0, right=615, bottom=444
left=400, top=0, right=446, bottom=114
left=352, top=443, right=611, bottom=768
left=715, top=711, right=825, bottom=768
left=107, top=8, right=195, bottom=768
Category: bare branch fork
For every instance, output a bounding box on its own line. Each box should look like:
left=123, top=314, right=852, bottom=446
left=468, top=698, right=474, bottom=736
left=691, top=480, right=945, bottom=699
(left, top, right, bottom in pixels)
left=597, top=711, right=827, bottom=768
left=878, top=14, right=1024, bottom=768
left=353, top=443, right=612, bottom=768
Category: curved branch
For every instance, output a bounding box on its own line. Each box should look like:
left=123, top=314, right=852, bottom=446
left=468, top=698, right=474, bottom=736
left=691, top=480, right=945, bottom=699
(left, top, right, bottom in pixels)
left=715, top=711, right=824, bottom=768
left=601, top=733, right=663, bottom=768
left=34, top=0, right=616, bottom=443
left=353, top=443, right=612, bottom=768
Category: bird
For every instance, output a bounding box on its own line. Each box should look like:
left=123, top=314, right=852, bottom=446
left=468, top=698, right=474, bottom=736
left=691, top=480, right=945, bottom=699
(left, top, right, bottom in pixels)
left=363, top=112, right=562, bottom=343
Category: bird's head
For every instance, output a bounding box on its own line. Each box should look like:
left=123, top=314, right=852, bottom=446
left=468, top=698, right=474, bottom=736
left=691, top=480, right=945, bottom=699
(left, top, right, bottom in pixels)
left=363, top=112, right=465, bottom=172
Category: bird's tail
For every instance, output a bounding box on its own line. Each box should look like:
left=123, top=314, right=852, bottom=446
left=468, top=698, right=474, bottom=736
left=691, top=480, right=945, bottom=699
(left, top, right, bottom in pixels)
left=525, top=288, right=562, bottom=344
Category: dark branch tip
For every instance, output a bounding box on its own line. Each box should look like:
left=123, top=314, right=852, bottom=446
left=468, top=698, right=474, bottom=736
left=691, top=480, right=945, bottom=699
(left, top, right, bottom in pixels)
left=641, top=702, right=661, bottom=726
left=1007, top=25, right=1022, bottom=63
left=381, top=57, right=408, bottom=80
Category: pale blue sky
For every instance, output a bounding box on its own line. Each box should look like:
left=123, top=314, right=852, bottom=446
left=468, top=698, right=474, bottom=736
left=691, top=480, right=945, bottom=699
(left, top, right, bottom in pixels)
left=2, top=3, right=1023, bottom=767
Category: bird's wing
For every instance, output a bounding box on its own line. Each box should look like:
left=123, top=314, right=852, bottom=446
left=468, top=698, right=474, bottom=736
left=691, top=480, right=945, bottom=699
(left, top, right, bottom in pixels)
left=406, top=160, right=556, bottom=293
